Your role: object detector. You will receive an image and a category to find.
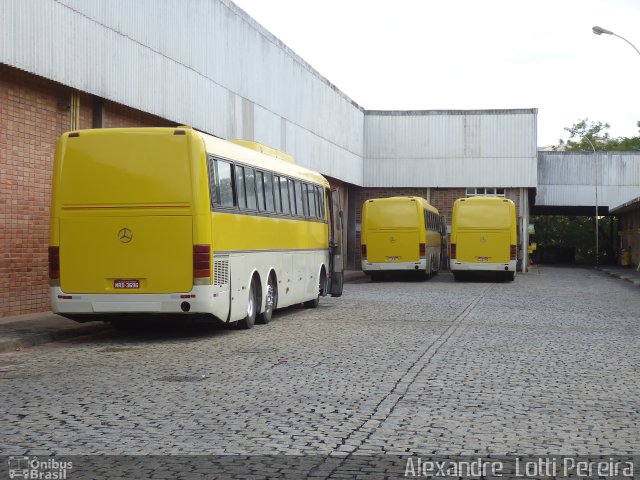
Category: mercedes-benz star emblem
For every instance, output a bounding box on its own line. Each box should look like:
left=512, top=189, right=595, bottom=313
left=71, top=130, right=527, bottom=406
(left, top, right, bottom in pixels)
left=118, top=228, right=133, bottom=244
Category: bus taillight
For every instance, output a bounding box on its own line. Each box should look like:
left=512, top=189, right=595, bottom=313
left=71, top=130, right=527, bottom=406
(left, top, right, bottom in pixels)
left=419, top=243, right=426, bottom=258
left=510, top=245, right=517, bottom=260
left=450, top=243, right=456, bottom=259
left=193, top=245, right=211, bottom=285
left=48, top=246, right=60, bottom=285
left=361, top=244, right=367, bottom=259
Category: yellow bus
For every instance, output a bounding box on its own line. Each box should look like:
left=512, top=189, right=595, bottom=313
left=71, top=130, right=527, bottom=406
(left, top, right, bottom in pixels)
left=450, top=196, right=517, bottom=281
left=360, top=196, right=443, bottom=279
left=49, top=127, right=344, bottom=328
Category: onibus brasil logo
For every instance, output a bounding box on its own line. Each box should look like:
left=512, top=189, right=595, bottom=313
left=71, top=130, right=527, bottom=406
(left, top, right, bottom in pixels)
left=8, top=457, right=72, bottom=479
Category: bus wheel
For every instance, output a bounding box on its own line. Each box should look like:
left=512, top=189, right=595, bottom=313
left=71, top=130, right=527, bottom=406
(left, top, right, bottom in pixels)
left=506, top=271, right=515, bottom=282
left=258, top=276, right=276, bottom=324
left=239, top=279, right=257, bottom=329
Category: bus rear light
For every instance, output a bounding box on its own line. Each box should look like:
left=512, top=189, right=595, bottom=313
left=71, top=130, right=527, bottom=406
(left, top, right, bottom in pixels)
left=49, top=246, right=60, bottom=282
left=510, top=245, right=517, bottom=260
left=58, top=295, right=73, bottom=300
left=450, top=243, right=456, bottom=259
left=361, top=244, right=367, bottom=259
left=193, top=245, right=211, bottom=284
left=180, top=294, right=196, bottom=299
left=419, top=243, right=426, bottom=258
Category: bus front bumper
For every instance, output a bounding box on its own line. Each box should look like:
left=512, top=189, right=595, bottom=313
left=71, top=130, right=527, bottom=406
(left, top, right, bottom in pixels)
left=450, top=260, right=517, bottom=272
left=362, top=259, right=426, bottom=272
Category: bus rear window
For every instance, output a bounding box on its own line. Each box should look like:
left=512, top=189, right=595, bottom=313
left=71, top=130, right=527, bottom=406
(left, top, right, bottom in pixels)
left=457, top=202, right=511, bottom=229
left=59, top=132, right=192, bottom=205
left=366, top=201, right=420, bottom=229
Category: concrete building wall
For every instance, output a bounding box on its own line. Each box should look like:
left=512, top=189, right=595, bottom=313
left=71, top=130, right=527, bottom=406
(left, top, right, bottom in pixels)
left=363, top=110, right=538, bottom=188
left=537, top=152, right=640, bottom=210
left=1, top=0, right=364, bottom=185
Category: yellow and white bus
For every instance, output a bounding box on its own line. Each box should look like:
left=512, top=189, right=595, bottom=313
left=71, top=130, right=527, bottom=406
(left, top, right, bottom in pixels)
left=360, top=196, right=443, bottom=279
left=450, top=196, right=517, bottom=281
left=49, top=127, right=343, bottom=328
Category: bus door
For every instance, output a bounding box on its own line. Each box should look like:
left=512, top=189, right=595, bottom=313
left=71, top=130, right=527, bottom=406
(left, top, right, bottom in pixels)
left=328, top=188, right=344, bottom=297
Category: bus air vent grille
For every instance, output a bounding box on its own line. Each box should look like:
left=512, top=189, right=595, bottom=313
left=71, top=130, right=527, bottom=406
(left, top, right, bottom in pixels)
left=214, top=258, right=229, bottom=286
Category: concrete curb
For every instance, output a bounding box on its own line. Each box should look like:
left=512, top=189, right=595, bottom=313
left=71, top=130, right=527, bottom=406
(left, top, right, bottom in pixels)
left=0, top=316, right=109, bottom=354
left=596, top=267, right=640, bottom=288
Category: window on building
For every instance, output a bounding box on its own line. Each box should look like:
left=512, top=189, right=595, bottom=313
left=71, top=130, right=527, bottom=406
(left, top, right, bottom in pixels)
left=466, top=187, right=506, bottom=197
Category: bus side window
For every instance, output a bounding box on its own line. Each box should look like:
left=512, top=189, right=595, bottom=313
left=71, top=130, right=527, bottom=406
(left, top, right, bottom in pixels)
left=307, top=184, right=317, bottom=218
left=245, top=167, right=257, bottom=210
left=279, top=177, right=289, bottom=214
left=316, top=186, right=324, bottom=220
left=207, top=156, right=218, bottom=207
left=295, top=181, right=306, bottom=216
left=288, top=179, right=297, bottom=215
left=216, top=160, right=235, bottom=207
left=264, top=172, right=275, bottom=212
left=256, top=171, right=266, bottom=211
left=235, top=165, right=247, bottom=209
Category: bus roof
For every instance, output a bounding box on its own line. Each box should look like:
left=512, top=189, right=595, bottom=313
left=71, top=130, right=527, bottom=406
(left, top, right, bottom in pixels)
left=195, top=129, right=329, bottom=188
left=365, top=196, right=439, bottom=214
left=59, top=127, right=329, bottom=189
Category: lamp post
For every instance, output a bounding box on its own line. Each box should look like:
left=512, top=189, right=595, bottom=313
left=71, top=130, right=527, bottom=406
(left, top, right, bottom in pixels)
left=592, top=26, right=640, bottom=56
left=591, top=27, right=639, bottom=266
left=583, top=135, right=599, bottom=265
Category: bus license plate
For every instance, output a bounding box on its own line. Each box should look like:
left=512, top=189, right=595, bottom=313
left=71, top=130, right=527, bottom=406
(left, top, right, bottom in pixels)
left=114, top=279, right=140, bottom=289
left=477, top=257, right=489, bottom=262
left=387, top=256, right=399, bottom=261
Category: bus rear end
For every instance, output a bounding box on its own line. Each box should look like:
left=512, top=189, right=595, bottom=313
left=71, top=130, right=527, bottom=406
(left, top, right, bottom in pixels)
left=49, top=128, right=213, bottom=321
left=361, top=197, right=426, bottom=274
left=450, top=197, right=517, bottom=280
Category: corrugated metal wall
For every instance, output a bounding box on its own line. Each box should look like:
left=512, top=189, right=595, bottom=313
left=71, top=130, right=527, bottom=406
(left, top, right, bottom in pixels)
left=363, top=110, right=538, bottom=187
left=536, top=152, right=640, bottom=209
left=0, top=0, right=364, bottom=184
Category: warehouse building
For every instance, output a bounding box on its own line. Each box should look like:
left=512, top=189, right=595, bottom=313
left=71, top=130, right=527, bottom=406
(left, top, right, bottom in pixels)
left=0, top=0, right=593, bottom=318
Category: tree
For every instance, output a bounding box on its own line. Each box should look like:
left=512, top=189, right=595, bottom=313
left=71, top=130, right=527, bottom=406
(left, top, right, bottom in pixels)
left=555, top=119, right=640, bottom=151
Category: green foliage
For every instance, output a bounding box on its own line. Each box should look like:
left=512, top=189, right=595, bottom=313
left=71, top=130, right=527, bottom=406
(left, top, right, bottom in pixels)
left=531, top=215, right=617, bottom=264
left=555, top=118, right=640, bottom=151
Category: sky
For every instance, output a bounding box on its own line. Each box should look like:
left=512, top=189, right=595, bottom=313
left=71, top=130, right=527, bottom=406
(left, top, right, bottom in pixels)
left=231, top=0, right=639, bottom=147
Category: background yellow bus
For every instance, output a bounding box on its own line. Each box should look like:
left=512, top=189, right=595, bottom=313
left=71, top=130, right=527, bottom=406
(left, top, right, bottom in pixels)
left=49, top=127, right=343, bottom=328
left=360, top=196, right=443, bottom=280
left=450, top=196, right=517, bottom=281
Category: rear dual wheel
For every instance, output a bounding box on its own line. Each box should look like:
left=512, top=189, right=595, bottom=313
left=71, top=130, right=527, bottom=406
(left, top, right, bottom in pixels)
left=238, top=278, right=258, bottom=329
left=257, top=276, right=276, bottom=324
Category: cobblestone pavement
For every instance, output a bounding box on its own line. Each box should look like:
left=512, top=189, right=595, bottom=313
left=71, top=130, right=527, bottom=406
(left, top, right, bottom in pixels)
left=1, top=266, right=638, bottom=462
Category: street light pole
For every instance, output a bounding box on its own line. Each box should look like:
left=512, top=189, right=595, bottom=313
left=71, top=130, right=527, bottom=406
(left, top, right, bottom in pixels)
left=583, top=136, right=599, bottom=266
left=591, top=26, right=639, bottom=267
left=592, top=26, right=640, bottom=56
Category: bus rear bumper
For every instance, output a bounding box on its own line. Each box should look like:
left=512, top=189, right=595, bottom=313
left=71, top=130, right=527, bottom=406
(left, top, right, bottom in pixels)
left=50, top=286, right=230, bottom=322
left=450, top=260, right=517, bottom=272
left=362, top=259, right=426, bottom=272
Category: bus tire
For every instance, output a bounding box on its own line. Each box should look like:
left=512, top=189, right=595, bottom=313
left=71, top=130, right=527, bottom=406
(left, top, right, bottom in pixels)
left=453, top=272, right=462, bottom=282
left=238, top=278, right=257, bottom=329
left=257, top=275, right=277, bottom=324
left=506, top=271, right=515, bottom=282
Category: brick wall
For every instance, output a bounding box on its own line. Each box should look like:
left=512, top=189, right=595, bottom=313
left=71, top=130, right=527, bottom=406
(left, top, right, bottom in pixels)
left=0, top=64, right=173, bottom=317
